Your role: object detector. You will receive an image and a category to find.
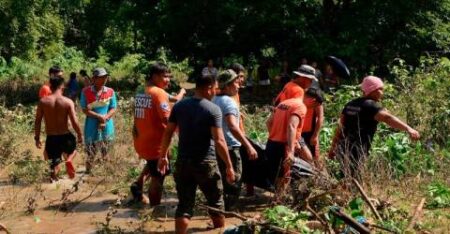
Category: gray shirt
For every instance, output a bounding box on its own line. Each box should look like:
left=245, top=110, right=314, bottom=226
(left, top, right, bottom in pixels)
left=212, top=95, right=241, bottom=149
left=169, top=97, right=222, bottom=161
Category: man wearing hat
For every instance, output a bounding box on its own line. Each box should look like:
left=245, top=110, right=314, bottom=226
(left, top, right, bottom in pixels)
left=273, top=64, right=318, bottom=106
left=80, top=67, right=117, bottom=173
left=266, top=88, right=310, bottom=198
left=272, top=64, right=317, bottom=163
left=329, top=76, right=420, bottom=181
left=213, top=70, right=258, bottom=211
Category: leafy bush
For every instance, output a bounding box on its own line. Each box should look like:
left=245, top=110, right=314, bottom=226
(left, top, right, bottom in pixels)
left=263, top=205, right=312, bottom=232
left=426, top=182, right=450, bottom=209
left=8, top=151, right=48, bottom=185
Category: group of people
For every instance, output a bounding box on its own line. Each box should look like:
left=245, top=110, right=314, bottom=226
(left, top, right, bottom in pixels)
left=34, top=60, right=420, bottom=233
left=35, top=66, right=118, bottom=180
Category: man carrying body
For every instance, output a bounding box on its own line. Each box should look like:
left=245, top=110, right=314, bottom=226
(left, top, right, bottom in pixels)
left=80, top=68, right=117, bottom=174
left=35, top=76, right=82, bottom=181
left=213, top=70, right=258, bottom=211
left=329, top=76, right=420, bottom=180
left=272, top=65, right=318, bottom=163
left=266, top=94, right=309, bottom=197
left=158, top=75, right=235, bottom=233
left=130, top=63, right=172, bottom=206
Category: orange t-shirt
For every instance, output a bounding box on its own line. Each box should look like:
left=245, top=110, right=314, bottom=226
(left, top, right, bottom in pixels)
left=133, top=86, right=170, bottom=160
left=273, top=81, right=304, bottom=106
left=269, top=98, right=307, bottom=143
left=302, top=96, right=318, bottom=133
left=39, top=83, right=52, bottom=99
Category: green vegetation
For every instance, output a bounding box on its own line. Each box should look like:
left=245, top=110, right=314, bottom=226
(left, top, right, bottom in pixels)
left=0, top=2, right=449, bottom=232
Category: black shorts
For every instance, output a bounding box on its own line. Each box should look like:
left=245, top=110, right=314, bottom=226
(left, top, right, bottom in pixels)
left=265, top=140, right=288, bottom=183
left=145, top=159, right=170, bottom=178
left=45, top=133, right=76, bottom=168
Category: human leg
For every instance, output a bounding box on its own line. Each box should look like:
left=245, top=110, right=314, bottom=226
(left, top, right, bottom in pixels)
left=45, top=136, right=64, bottom=181
left=196, top=161, right=225, bottom=227
left=147, top=159, right=168, bottom=206
left=218, top=148, right=242, bottom=211
left=174, top=161, right=197, bottom=233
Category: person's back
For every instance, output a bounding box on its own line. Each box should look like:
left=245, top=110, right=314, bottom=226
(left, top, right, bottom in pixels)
left=171, top=97, right=221, bottom=161
left=269, top=98, right=307, bottom=143
left=40, top=94, right=72, bottom=135
left=134, top=85, right=170, bottom=159
left=341, top=97, right=382, bottom=149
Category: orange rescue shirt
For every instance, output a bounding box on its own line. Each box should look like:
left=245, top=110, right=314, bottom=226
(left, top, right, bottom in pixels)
left=269, top=98, right=307, bottom=143
left=302, top=96, right=318, bottom=133
left=273, top=81, right=304, bottom=106
left=133, top=86, right=170, bottom=160
left=39, top=83, right=52, bottom=99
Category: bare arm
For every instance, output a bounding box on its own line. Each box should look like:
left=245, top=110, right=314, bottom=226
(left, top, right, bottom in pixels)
left=82, top=108, right=104, bottom=119
left=105, top=107, right=116, bottom=120
left=34, top=102, right=44, bottom=148
left=211, top=126, right=235, bottom=183
left=157, top=122, right=177, bottom=175
left=68, top=101, right=82, bottom=142
left=225, top=115, right=257, bottom=160
left=169, top=89, right=186, bottom=102
left=286, top=115, right=300, bottom=158
left=266, top=112, right=274, bottom=131
left=375, top=110, right=420, bottom=140
left=311, top=105, right=324, bottom=140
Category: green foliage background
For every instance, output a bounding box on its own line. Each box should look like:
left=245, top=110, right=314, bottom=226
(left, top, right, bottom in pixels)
left=1, top=0, right=450, bottom=73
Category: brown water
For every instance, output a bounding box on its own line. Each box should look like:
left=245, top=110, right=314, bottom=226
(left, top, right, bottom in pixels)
left=0, top=172, right=271, bottom=234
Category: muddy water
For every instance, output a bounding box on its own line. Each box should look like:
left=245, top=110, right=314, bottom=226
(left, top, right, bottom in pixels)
left=0, top=172, right=271, bottom=234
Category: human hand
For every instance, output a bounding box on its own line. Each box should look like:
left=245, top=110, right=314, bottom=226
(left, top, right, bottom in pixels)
left=226, top=167, right=235, bottom=184
left=283, top=152, right=295, bottom=167
left=77, top=134, right=83, bottom=144
left=98, top=115, right=107, bottom=123
left=158, top=157, right=169, bottom=175
left=247, top=146, right=258, bottom=160
left=35, top=139, right=42, bottom=149
left=310, top=136, right=318, bottom=146
left=408, top=128, right=420, bottom=141
left=179, top=88, right=186, bottom=96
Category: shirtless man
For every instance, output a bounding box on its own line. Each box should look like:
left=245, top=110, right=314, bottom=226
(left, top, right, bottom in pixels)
left=34, top=76, right=83, bottom=181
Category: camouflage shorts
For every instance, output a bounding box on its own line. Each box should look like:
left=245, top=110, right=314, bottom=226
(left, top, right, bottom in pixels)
left=174, top=159, right=224, bottom=218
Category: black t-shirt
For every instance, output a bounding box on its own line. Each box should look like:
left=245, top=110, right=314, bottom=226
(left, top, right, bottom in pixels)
left=169, top=97, right=222, bottom=161
left=341, top=97, right=383, bottom=151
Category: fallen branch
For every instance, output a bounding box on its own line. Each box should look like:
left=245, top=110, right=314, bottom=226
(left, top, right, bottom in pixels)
left=197, top=204, right=301, bottom=234
left=407, top=198, right=426, bottom=230
left=329, top=207, right=370, bottom=234
left=367, top=223, right=397, bottom=233
left=352, top=178, right=382, bottom=221
left=197, top=204, right=248, bottom=220
left=304, top=194, right=334, bottom=234
left=69, top=178, right=106, bottom=213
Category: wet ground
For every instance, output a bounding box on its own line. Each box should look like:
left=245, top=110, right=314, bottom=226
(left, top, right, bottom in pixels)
left=0, top=162, right=272, bottom=234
